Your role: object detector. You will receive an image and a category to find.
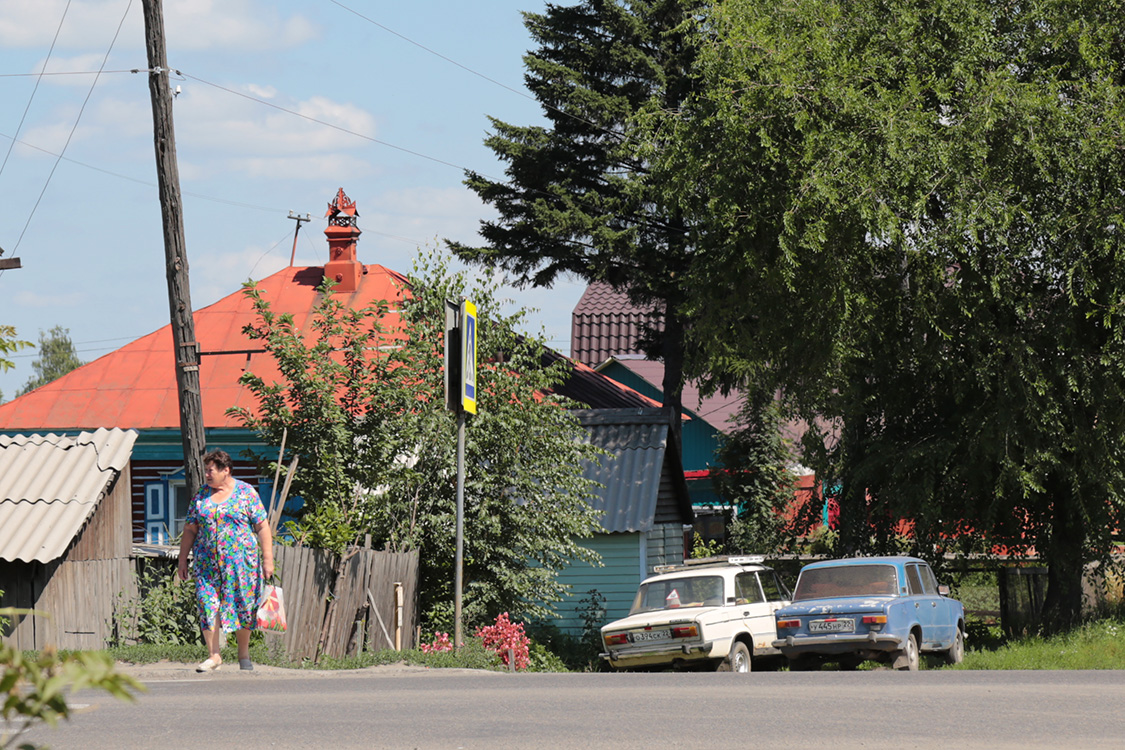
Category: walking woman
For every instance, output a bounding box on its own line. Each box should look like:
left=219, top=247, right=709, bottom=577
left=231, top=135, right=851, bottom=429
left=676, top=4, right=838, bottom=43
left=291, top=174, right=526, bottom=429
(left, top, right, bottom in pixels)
left=177, top=449, right=274, bottom=671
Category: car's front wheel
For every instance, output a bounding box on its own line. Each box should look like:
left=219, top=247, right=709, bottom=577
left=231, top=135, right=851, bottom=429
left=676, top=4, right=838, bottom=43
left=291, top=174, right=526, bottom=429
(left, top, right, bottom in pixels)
left=718, top=641, right=752, bottom=673
left=895, top=633, right=920, bottom=671
left=945, top=626, right=965, bottom=665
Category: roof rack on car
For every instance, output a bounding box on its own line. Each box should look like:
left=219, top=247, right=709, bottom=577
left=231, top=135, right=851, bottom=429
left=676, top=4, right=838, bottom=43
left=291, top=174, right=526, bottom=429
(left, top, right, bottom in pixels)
left=652, top=555, right=766, bottom=573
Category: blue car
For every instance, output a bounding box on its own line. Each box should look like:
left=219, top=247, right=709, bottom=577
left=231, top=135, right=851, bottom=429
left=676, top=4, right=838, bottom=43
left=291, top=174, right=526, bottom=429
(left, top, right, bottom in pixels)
left=772, top=556, right=965, bottom=670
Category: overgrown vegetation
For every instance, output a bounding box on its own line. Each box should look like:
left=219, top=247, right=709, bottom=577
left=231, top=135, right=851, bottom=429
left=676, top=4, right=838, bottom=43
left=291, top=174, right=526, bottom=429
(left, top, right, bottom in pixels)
left=228, top=251, right=603, bottom=632
left=112, top=559, right=199, bottom=647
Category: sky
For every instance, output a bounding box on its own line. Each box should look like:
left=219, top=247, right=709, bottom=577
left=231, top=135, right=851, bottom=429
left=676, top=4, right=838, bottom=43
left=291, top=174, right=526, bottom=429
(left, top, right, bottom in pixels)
left=0, top=0, right=587, bottom=400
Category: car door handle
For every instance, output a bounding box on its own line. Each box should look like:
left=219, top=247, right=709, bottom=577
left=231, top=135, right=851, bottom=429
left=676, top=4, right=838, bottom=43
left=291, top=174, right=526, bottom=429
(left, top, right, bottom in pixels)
left=743, top=611, right=750, bottom=617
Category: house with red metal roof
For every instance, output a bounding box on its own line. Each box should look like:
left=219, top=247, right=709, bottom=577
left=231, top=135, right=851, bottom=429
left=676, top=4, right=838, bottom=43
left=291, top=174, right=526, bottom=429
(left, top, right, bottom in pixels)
left=0, top=190, right=675, bottom=549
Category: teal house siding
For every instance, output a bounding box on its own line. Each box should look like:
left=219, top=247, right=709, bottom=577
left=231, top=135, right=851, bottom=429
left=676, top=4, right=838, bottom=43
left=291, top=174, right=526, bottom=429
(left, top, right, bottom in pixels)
left=547, top=409, right=694, bottom=638
left=553, top=533, right=643, bottom=635
left=552, top=525, right=688, bottom=637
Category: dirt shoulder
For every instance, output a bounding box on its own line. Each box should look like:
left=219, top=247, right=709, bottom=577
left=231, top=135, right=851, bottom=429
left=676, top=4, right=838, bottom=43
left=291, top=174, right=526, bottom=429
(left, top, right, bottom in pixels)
left=113, top=659, right=499, bottom=681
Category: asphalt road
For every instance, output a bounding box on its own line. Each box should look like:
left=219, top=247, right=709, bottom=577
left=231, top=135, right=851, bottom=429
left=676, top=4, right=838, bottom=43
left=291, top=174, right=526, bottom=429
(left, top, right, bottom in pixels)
left=15, top=664, right=1125, bottom=749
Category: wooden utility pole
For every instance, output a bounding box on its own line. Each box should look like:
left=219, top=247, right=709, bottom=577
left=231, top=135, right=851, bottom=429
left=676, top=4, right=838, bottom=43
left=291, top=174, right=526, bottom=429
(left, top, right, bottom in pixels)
left=141, top=0, right=206, bottom=494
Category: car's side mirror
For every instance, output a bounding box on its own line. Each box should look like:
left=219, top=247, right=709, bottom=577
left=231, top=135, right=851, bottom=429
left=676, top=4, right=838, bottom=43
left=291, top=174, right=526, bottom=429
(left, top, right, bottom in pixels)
left=938, top=584, right=950, bottom=596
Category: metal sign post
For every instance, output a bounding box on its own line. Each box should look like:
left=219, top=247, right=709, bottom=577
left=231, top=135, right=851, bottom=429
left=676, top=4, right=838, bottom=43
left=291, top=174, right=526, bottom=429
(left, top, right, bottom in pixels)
left=446, top=298, right=477, bottom=650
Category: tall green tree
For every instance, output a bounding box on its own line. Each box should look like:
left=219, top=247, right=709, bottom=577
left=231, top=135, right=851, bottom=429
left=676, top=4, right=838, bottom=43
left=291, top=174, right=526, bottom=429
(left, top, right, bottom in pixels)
left=451, top=0, right=704, bottom=440
left=714, top=392, right=798, bottom=555
left=647, top=0, right=1125, bottom=630
left=228, top=252, right=602, bottom=627
left=17, top=326, right=84, bottom=397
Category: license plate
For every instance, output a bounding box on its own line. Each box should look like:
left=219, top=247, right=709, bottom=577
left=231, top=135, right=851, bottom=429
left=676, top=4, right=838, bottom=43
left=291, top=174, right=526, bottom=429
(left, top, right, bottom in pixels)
left=809, top=618, right=854, bottom=634
left=630, top=629, right=670, bottom=642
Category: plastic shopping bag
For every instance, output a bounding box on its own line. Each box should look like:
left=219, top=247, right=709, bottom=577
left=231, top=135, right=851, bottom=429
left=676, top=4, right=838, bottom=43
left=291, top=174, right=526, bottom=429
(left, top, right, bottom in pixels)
left=257, top=584, right=288, bottom=633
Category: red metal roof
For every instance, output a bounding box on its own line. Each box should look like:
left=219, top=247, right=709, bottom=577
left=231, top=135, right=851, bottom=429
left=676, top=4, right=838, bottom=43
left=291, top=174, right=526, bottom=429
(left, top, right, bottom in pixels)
left=0, top=268, right=657, bottom=432
left=0, top=264, right=410, bottom=431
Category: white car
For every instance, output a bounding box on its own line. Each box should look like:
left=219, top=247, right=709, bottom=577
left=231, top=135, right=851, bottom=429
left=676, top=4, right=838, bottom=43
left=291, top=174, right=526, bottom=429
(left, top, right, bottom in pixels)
left=600, top=556, right=791, bottom=672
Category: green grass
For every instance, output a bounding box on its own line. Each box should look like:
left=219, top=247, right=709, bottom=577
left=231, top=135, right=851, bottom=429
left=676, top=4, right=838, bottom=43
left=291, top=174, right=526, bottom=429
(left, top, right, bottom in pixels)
left=956, top=617, right=1125, bottom=670
left=107, top=635, right=570, bottom=672
left=104, top=611, right=1125, bottom=672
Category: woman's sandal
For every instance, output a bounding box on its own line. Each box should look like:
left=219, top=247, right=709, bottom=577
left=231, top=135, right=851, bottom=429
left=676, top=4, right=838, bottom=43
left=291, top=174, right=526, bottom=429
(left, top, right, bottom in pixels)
left=239, top=658, right=254, bottom=671
left=196, top=658, right=221, bottom=672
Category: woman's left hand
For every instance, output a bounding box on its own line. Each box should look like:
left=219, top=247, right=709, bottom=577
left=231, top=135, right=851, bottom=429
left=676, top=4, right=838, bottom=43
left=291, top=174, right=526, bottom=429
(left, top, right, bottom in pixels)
left=262, top=557, right=275, bottom=579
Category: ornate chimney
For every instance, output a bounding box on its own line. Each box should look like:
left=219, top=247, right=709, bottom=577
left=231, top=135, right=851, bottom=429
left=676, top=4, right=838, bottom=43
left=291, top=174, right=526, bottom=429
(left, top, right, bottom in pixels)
left=323, top=188, right=363, bottom=293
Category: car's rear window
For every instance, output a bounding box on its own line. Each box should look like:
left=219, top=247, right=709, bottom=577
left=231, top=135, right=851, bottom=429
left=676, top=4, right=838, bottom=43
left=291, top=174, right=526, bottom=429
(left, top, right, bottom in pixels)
left=792, top=564, right=899, bottom=601
left=630, top=575, right=725, bottom=614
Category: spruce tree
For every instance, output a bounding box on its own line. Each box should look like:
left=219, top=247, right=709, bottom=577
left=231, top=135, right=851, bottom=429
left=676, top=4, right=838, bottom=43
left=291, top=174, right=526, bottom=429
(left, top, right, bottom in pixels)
left=451, top=0, right=703, bottom=438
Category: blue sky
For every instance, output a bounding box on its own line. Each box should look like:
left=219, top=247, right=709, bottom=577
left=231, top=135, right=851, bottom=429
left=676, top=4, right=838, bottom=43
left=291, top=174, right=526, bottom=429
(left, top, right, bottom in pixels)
left=0, top=0, right=586, bottom=399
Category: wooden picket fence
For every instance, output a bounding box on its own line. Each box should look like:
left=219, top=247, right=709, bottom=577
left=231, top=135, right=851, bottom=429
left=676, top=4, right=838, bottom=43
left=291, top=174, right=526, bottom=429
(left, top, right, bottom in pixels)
left=268, top=544, right=419, bottom=662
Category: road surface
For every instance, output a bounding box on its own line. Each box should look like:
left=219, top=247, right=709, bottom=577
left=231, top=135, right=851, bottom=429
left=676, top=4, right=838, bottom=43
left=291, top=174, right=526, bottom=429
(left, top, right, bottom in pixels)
left=15, top=662, right=1123, bottom=749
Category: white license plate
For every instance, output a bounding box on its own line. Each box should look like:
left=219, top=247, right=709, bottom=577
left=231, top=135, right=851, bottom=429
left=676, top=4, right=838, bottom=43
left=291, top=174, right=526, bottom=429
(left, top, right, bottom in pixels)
left=809, top=618, right=855, bottom=634
left=630, top=629, right=670, bottom=642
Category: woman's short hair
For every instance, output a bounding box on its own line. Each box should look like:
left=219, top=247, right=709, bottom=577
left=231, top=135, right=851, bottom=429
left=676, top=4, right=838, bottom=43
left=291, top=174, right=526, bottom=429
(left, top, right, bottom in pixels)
left=203, top=449, right=233, bottom=471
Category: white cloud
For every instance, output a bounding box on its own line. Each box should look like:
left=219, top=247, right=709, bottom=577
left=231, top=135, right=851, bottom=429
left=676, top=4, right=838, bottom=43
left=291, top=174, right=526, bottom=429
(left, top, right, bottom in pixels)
left=0, top=1, right=317, bottom=53
left=171, top=84, right=378, bottom=158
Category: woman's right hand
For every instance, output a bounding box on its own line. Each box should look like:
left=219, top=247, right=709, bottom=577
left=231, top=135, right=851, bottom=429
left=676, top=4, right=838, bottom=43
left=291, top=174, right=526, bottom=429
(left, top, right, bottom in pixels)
left=177, top=557, right=190, bottom=581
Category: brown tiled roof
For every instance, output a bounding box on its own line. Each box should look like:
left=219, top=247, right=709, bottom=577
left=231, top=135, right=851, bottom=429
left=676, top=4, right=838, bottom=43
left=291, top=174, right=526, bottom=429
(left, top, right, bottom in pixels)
left=570, top=282, right=662, bottom=367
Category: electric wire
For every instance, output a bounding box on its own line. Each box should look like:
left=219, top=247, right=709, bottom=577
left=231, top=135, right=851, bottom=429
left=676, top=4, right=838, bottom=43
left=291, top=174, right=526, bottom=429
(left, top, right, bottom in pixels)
left=181, top=72, right=493, bottom=179
left=327, top=0, right=630, bottom=147
left=7, top=0, right=133, bottom=259
left=0, top=0, right=71, bottom=181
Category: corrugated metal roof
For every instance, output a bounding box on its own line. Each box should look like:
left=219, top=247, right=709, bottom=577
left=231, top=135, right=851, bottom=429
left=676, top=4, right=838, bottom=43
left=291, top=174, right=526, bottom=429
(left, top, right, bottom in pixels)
left=0, top=428, right=138, bottom=563
left=574, top=409, right=688, bottom=533
left=541, top=347, right=662, bottom=410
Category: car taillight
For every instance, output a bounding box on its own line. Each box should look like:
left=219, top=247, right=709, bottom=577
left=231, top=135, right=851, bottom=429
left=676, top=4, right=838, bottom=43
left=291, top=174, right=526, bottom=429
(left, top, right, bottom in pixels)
left=862, top=615, right=887, bottom=624
left=671, top=625, right=699, bottom=638
left=604, top=633, right=629, bottom=646
left=776, top=619, right=800, bottom=629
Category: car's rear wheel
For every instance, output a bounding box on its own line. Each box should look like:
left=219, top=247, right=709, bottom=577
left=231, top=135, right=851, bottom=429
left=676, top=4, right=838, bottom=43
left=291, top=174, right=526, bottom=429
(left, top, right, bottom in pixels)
left=895, top=632, right=920, bottom=671
left=718, top=641, right=751, bottom=672
left=945, top=626, right=965, bottom=665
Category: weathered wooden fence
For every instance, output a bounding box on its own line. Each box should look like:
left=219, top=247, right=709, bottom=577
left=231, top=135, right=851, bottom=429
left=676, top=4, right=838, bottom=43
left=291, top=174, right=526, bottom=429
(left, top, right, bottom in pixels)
left=0, top=558, right=138, bottom=651
left=1, top=545, right=417, bottom=659
left=268, top=544, right=419, bottom=661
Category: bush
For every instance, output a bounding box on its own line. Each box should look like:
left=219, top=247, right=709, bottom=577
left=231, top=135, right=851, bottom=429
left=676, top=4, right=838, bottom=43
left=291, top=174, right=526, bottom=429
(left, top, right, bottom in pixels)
left=113, top=559, right=199, bottom=647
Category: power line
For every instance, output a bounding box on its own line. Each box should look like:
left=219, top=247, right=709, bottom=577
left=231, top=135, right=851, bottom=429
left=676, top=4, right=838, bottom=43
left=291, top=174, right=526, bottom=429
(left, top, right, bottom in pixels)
left=8, top=0, right=133, bottom=257
left=0, top=0, right=71, bottom=181
left=181, top=72, right=496, bottom=179
left=327, top=0, right=629, bottom=147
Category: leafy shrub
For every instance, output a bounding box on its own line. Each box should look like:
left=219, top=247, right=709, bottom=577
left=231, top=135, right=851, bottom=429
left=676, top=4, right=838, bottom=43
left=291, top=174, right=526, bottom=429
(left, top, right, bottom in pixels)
left=113, top=559, right=199, bottom=646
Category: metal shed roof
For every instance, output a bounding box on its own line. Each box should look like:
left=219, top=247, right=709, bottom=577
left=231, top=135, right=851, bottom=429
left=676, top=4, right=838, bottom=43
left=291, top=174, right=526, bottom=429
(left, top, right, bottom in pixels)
left=0, top=428, right=137, bottom=563
left=574, top=409, right=692, bottom=533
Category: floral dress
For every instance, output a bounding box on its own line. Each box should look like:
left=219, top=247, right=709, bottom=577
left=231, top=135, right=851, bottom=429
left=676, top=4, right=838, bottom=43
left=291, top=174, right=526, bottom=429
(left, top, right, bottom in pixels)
left=186, top=480, right=268, bottom=633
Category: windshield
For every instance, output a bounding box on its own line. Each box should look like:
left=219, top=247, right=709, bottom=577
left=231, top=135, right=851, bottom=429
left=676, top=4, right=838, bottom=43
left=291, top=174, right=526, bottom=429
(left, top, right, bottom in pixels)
left=630, top=575, right=725, bottom=614
left=793, top=564, right=899, bottom=601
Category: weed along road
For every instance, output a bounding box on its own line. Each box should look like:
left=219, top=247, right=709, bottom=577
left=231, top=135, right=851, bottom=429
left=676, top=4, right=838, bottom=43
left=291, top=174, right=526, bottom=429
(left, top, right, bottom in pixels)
left=22, top=665, right=1125, bottom=749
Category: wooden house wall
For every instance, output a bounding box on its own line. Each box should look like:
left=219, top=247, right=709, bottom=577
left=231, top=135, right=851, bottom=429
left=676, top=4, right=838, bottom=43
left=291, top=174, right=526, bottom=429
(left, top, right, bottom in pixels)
left=129, top=459, right=263, bottom=541
left=68, top=467, right=133, bottom=561
left=1, top=466, right=138, bottom=650
left=551, top=524, right=688, bottom=637
left=552, top=533, right=644, bottom=637
left=0, top=558, right=137, bottom=651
